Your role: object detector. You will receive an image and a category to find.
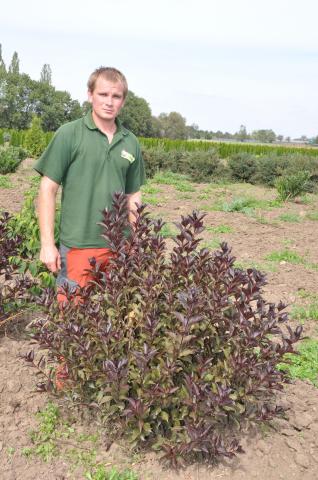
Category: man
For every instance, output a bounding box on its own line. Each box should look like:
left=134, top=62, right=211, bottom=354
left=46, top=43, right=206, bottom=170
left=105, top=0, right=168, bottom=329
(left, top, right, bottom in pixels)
left=34, top=67, right=145, bottom=295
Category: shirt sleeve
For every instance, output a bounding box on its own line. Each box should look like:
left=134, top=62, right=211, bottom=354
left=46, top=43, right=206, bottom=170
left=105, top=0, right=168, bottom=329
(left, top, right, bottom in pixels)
left=33, top=125, right=73, bottom=185
left=125, top=141, right=146, bottom=194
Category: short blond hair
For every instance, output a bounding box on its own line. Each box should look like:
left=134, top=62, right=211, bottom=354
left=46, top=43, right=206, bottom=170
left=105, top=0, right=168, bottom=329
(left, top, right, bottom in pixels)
left=87, top=67, right=128, bottom=98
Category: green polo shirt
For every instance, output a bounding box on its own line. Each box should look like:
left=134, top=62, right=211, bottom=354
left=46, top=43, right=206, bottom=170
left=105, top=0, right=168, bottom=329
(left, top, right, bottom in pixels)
left=34, top=112, right=145, bottom=248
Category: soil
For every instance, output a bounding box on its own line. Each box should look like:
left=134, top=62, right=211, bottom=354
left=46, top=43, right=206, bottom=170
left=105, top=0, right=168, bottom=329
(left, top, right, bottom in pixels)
left=1, top=161, right=318, bottom=479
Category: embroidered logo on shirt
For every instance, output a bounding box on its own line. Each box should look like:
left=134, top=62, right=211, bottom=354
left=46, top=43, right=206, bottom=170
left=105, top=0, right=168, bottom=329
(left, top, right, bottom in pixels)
left=121, top=150, right=135, bottom=163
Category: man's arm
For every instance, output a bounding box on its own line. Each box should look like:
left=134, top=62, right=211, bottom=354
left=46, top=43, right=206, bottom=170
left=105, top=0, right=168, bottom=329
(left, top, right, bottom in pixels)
left=38, top=176, right=61, bottom=273
left=127, top=190, right=142, bottom=226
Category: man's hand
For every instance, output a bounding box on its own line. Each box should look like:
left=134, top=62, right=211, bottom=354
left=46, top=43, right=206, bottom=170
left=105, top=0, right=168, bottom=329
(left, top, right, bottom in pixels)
left=37, top=176, right=60, bottom=272
left=40, top=244, right=61, bottom=273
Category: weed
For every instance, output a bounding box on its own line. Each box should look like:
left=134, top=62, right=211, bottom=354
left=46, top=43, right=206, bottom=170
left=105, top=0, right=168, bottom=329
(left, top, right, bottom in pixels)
left=85, top=466, right=138, bottom=480
left=291, top=304, right=318, bottom=322
left=174, top=182, right=195, bottom=192
left=151, top=170, right=191, bottom=186
left=307, top=211, right=318, bottom=221
left=176, top=193, right=193, bottom=200
left=278, top=213, right=301, bottom=223
left=206, top=224, right=234, bottom=234
left=218, top=197, right=282, bottom=214
left=234, top=260, right=278, bottom=273
left=141, top=184, right=161, bottom=195
left=0, top=175, right=12, bottom=188
left=142, top=194, right=160, bottom=206
left=201, top=238, right=221, bottom=249
left=279, top=339, right=318, bottom=386
left=160, top=223, right=178, bottom=238
left=265, top=249, right=305, bottom=264
left=275, top=171, right=311, bottom=201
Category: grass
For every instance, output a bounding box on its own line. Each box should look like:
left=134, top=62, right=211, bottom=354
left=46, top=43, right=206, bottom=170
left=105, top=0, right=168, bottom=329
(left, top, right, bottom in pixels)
left=265, top=249, right=318, bottom=271
left=291, top=303, right=318, bottom=322
left=279, top=339, right=318, bottom=387
left=0, top=174, right=13, bottom=188
left=21, top=402, right=137, bottom=478
left=142, top=194, right=160, bottom=205
left=151, top=170, right=195, bottom=193
left=265, top=249, right=305, bottom=264
left=141, top=183, right=161, bottom=195
left=160, top=222, right=178, bottom=238
left=206, top=224, right=234, bottom=234
left=85, top=466, right=138, bottom=480
left=234, top=260, right=278, bottom=273
left=211, top=197, right=282, bottom=214
left=278, top=213, right=302, bottom=223
left=307, top=211, right=318, bottom=221
left=151, top=170, right=191, bottom=186
left=201, top=238, right=222, bottom=249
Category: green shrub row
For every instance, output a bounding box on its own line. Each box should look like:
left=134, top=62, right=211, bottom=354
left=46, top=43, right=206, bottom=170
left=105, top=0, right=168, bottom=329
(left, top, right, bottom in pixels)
left=142, top=147, right=318, bottom=189
left=140, top=137, right=318, bottom=158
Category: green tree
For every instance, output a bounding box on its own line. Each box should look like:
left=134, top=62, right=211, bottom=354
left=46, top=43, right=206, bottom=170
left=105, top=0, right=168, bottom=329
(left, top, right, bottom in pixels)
left=23, top=115, right=46, bottom=157
left=251, top=129, right=276, bottom=143
left=235, top=124, right=249, bottom=142
left=0, top=72, right=36, bottom=129
left=157, top=111, right=188, bottom=139
left=0, top=44, right=6, bottom=77
left=8, top=51, right=20, bottom=75
left=40, top=64, right=52, bottom=84
left=119, top=91, right=154, bottom=137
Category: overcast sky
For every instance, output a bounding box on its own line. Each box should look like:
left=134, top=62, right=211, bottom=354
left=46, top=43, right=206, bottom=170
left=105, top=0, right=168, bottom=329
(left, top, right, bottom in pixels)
left=1, top=0, right=318, bottom=137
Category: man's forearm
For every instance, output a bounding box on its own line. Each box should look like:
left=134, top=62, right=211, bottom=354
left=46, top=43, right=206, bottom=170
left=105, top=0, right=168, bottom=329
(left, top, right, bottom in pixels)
left=127, top=191, right=142, bottom=225
left=38, top=181, right=58, bottom=247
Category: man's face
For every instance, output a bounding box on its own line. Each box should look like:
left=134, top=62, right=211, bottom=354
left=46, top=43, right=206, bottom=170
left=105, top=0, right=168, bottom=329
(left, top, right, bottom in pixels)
left=88, top=77, right=125, bottom=123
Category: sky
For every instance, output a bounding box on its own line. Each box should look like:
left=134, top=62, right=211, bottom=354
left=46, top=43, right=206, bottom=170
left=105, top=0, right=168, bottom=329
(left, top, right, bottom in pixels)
left=1, top=0, right=318, bottom=138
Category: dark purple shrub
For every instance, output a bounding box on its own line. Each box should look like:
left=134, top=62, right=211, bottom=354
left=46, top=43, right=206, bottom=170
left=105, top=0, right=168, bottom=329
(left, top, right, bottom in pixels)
left=29, top=193, right=302, bottom=466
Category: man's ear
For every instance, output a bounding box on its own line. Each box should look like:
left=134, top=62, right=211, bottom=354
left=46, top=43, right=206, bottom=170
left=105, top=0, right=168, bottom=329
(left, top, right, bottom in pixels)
left=87, top=89, right=93, bottom=103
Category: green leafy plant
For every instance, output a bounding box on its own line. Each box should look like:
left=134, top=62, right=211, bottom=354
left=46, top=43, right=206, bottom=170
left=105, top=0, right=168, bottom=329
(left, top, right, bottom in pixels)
left=7, top=178, right=59, bottom=287
left=279, top=340, right=318, bottom=386
left=0, top=212, right=36, bottom=327
left=275, top=171, right=311, bottom=201
left=28, top=193, right=302, bottom=467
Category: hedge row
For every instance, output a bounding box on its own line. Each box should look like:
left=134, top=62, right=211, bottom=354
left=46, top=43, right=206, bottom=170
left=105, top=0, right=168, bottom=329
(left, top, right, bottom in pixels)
left=139, top=137, right=318, bottom=158
left=142, top=147, right=318, bottom=188
left=1, top=127, right=318, bottom=159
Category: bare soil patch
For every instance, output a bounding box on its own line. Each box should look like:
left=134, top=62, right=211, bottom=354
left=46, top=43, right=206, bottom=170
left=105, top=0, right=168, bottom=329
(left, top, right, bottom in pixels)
left=1, top=161, right=318, bottom=479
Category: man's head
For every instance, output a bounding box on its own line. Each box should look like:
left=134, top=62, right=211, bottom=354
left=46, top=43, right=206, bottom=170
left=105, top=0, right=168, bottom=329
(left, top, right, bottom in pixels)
left=87, top=67, right=128, bottom=125
left=87, top=67, right=128, bottom=99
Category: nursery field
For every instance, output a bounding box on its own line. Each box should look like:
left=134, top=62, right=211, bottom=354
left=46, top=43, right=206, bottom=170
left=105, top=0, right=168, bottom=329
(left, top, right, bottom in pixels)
left=1, top=160, right=318, bottom=480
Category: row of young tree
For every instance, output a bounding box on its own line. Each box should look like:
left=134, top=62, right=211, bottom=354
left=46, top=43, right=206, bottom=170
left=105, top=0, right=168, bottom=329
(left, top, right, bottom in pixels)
left=1, top=46, right=316, bottom=142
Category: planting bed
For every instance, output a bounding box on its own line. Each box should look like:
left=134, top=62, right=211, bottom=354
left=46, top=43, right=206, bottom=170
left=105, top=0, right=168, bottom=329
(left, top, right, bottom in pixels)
left=1, top=161, right=318, bottom=479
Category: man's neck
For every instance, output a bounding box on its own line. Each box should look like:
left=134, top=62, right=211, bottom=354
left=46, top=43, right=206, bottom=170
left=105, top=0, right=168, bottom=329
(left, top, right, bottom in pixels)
left=92, top=111, right=117, bottom=137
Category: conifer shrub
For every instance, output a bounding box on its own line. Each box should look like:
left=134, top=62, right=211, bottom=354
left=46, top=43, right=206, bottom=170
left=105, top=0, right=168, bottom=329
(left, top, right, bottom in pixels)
left=23, top=116, right=47, bottom=158
left=29, top=193, right=302, bottom=466
left=0, top=145, right=26, bottom=174
left=228, top=153, right=257, bottom=182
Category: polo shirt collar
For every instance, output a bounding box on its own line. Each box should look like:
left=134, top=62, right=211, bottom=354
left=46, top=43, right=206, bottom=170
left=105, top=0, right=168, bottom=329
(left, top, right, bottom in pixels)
left=84, top=111, right=128, bottom=136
